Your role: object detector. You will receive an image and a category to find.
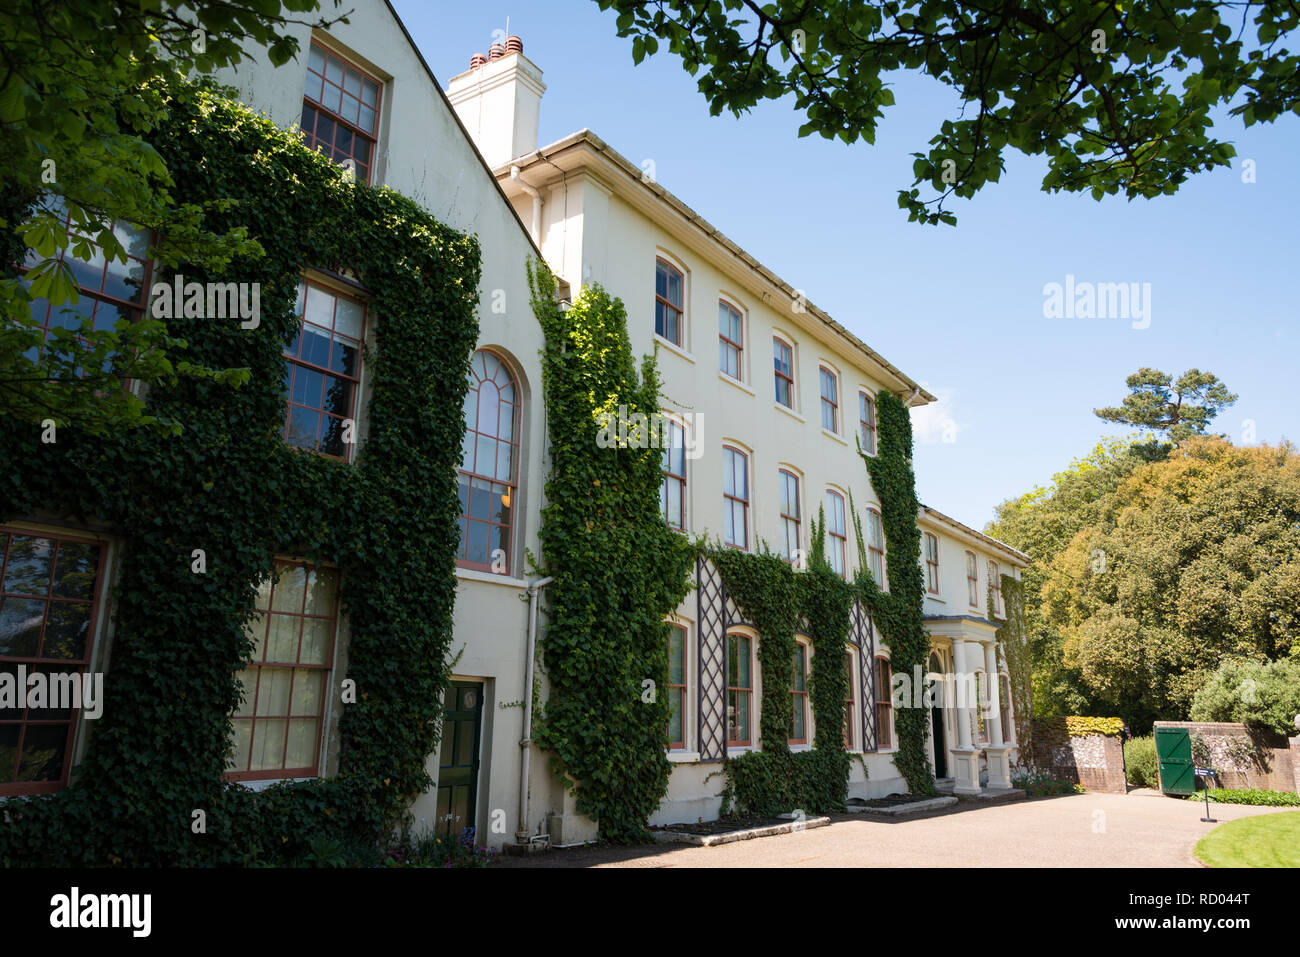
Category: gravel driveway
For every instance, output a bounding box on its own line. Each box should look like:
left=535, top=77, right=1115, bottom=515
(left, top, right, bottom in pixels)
left=495, top=789, right=1292, bottom=868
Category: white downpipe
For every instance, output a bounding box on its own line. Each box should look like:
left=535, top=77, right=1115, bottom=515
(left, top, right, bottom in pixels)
left=517, top=574, right=554, bottom=843
left=511, top=165, right=543, bottom=243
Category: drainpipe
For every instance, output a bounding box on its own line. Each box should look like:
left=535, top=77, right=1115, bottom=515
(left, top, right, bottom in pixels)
left=511, top=165, right=543, bottom=244
left=517, top=574, right=554, bottom=844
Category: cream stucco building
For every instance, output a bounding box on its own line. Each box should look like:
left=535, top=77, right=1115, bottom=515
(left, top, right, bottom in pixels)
left=201, top=0, right=1031, bottom=850
left=447, top=35, right=1030, bottom=839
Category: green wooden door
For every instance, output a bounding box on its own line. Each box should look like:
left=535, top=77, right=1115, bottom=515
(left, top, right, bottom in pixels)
left=1155, top=726, right=1194, bottom=795
left=436, top=682, right=483, bottom=842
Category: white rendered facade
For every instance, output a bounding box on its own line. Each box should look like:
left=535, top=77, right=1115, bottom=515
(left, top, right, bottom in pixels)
left=449, top=43, right=1029, bottom=835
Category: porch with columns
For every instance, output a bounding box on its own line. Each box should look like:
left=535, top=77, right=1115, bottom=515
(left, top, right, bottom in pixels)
left=923, top=617, right=1016, bottom=796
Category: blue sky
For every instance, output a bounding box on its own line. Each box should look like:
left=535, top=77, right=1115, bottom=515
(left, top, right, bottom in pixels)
left=392, top=0, right=1299, bottom=531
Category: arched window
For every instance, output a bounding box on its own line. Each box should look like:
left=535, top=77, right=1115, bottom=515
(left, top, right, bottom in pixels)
left=826, top=489, right=847, bottom=577
left=790, top=639, right=809, bottom=745
left=458, top=350, right=519, bottom=573
left=866, top=507, right=885, bottom=584
left=722, top=446, right=749, bottom=549
left=726, top=631, right=753, bottom=747
left=778, top=468, right=801, bottom=562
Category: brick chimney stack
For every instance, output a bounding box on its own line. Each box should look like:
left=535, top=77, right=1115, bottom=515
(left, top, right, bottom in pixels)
left=447, top=35, right=545, bottom=170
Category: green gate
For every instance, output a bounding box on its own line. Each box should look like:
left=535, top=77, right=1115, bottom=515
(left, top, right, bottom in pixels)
left=1155, top=726, right=1195, bottom=795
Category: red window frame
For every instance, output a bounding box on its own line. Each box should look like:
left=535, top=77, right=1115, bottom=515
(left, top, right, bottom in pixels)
left=773, top=337, right=794, bottom=407
left=719, top=300, right=743, bottom=380
left=819, top=366, right=839, bottom=433
left=778, top=469, right=801, bottom=563
left=790, top=641, right=809, bottom=746
left=989, top=560, right=1003, bottom=616
left=20, top=201, right=153, bottom=365
left=722, top=446, right=749, bottom=550
left=227, top=560, right=339, bottom=782
left=826, top=490, right=847, bottom=578
left=458, top=349, right=520, bottom=574
left=0, top=528, right=106, bottom=797
left=859, top=391, right=877, bottom=454
left=667, top=623, right=687, bottom=750
left=866, top=507, right=885, bottom=584
left=726, top=632, right=752, bottom=747
left=660, top=417, right=686, bottom=530
left=925, top=532, right=940, bottom=594
left=875, top=656, right=892, bottom=750
left=301, top=41, right=383, bottom=184
left=966, top=550, right=979, bottom=607
left=844, top=649, right=856, bottom=750
left=655, top=258, right=684, bottom=346
left=284, top=280, right=366, bottom=460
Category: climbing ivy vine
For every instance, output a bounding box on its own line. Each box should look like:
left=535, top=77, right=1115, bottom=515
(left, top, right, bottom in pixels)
left=992, top=575, right=1033, bottom=766
left=527, top=262, right=694, bottom=844
left=0, top=78, right=480, bottom=865
left=858, top=390, right=935, bottom=795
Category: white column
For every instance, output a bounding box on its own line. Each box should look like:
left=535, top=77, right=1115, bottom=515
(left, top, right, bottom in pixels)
left=983, top=641, right=1004, bottom=747
left=982, top=640, right=1013, bottom=789
left=950, top=637, right=981, bottom=794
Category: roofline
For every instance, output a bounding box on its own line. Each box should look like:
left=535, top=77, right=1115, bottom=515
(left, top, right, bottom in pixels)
left=918, top=505, right=1030, bottom=565
left=503, top=129, right=936, bottom=406
left=378, top=0, right=543, bottom=261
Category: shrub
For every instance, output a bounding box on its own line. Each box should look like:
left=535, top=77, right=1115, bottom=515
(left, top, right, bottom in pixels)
left=1186, top=789, right=1300, bottom=808
left=1012, top=768, right=1079, bottom=796
left=1125, top=735, right=1159, bottom=788
left=1190, top=658, right=1300, bottom=736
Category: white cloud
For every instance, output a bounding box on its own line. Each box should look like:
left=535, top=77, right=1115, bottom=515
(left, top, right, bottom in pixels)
left=910, top=384, right=961, bottom=445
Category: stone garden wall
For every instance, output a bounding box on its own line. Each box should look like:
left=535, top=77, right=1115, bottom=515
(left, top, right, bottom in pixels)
left=1153, top=720, right=1297, bottom=793
left=1031, top=717, right=1127, bottom=793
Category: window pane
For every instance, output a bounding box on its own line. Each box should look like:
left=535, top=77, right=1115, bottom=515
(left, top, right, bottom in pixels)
left=3, top=536, right=53, bottom=594
left=42, top=602, right=90, bottom=660
left=0, top=598, right=44, bottom=658
left=16, top=724, right=68, bottom=782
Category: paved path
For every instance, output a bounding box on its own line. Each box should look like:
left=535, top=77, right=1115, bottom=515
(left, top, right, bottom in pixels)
left=497, top=789, right=1292, bottom=868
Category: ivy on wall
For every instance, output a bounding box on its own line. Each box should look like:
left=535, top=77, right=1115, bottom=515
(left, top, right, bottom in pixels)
left=856, top=391, right=935, bottom=795
left=992, top=574, right=1033, bottom=765
left=526, top=262, right=694, bottom=844
left=715, top=392, right=936, bottom=814
left=0, top=79, right=480, bottom=865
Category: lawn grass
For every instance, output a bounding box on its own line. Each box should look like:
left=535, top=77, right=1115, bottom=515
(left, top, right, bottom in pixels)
left=1195, top=811, right=1300, bottom=867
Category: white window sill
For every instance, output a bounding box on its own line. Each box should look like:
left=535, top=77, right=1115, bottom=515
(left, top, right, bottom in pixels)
left=927, top=593, right=945, bottom=603
left=667, top=750, right=700, bottom=764
left=719, top=371, right=755, bottom=396
left=456, top=568, right=528, bottom=589
left=726, top=745, right=757, bottom=756
left=822, top=428, right=847, bottom=446
left=774, top=402, right=804, bottom=424
left=654, top=335, right=695, bottom=364
left=789, top=743, right=812, bottom=753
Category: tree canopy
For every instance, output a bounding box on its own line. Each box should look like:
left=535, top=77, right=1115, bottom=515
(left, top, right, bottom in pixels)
left=1, top=0, right=344, bottom=435
left=596, top=1, right=1300, bottom=224
left=992, top=437, right=1300, bottom=732
left=1191, top=658, right=1300, bottom=736
left=1094, top=367, right=1238, bottom=444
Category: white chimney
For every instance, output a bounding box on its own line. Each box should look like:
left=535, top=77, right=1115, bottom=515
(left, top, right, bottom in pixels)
left=446, top=36, right=545, bottom=170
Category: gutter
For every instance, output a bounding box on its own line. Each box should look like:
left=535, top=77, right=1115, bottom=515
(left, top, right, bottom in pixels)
left=510, top=165, right=543, bottom=243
